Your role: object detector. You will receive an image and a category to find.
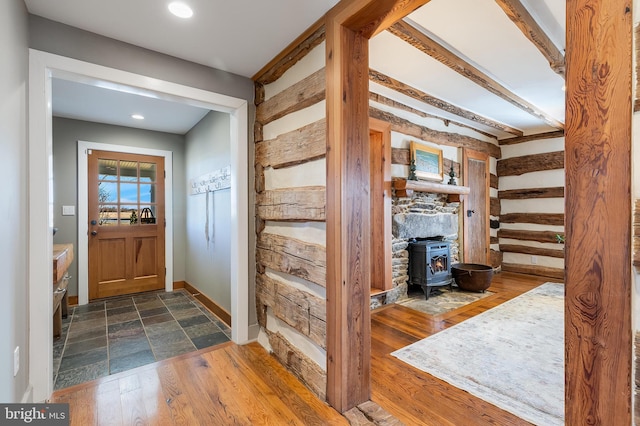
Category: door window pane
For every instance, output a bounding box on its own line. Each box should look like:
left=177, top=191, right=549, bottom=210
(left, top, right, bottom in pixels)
left=120, top=183, right=138, bottom=204
left=120, top=161, right=138, bottom=182
left=120, top=205, right=138, bottom=225
left=98, top=159, right=118, bottom=181
left=98, top=182, right=117, bottom=203
left=99, top=204, right=118, bottom=226
left=139, top=205, right=156, bottom=224
left=140, top=162, right=156, bottom=183
left=140, top=184, right=156, bottom=203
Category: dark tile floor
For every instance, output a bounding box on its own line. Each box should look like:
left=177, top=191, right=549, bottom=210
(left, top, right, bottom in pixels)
left=53, top=289, right=231, bottom=390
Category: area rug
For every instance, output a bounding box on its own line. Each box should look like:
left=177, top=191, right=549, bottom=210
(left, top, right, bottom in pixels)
left=397, top=287, right=493, bottom=316
left=391, top=282, right=564, bottom=425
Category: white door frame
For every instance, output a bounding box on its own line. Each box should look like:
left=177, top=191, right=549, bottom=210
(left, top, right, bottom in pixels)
left=28, top=49, right=250, bottom=402
left=77, top=142, right=174, bottom=304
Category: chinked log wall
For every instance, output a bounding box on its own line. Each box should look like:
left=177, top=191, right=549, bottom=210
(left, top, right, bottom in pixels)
left=497, top=134, right=565, bottom=279
left=254, top=25, right=328, bottom=400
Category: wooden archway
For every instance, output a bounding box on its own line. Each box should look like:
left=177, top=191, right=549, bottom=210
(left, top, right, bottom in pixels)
left=324, top=0, right=633, bottom=423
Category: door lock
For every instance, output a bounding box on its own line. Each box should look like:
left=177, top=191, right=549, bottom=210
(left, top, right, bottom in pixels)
left=467, top=209, right=475, bottom=217
left=91, top=230, right=98, bottom=236
left=90, top=220, right=97, bottom=225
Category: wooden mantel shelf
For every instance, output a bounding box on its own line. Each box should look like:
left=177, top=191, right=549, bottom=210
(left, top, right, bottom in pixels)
left=393, top=178, right=470, bottom=199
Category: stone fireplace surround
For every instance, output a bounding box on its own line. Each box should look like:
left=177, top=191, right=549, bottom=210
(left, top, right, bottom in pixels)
left=371, top=192, right=460, bottom=309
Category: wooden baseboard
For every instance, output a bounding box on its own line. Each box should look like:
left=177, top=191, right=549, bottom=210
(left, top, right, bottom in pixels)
left=501, top=263, right=565, bottom=280
left=180, top=281, right=231, bottom=327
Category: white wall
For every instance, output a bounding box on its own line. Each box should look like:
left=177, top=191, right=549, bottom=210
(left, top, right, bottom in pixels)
left=185, top=111, right=232, bottom=311
left=52, top=117, right=188, bottom=295
left=0, top=0, right=29, bottom=402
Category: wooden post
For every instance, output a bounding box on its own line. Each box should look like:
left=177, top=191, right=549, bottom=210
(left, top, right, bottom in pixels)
left=565, top=0, right=632, bottom=424
left=324, top=0, right=432, bottom=413
left=325, top=17, right=372, bottom=412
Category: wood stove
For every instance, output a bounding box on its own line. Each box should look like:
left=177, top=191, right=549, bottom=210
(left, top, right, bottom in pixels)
left=408, top=239, right=453, bottom=299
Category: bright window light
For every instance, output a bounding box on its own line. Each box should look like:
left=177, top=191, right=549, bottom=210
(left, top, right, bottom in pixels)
left=131, top=114, right=145, bottom=120
left=168, top=2, right=193, bottom=19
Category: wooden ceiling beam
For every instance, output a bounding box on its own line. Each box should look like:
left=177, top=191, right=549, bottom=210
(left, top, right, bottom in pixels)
left=494, top=0, right=565, bottom=77
left=253, top=21, right=325, bottom=84
left=388, top=20, right=564, bottom=129
left=370, top=92, right=497, bottom=139
left=370, top=69, right=524, bottom=136
left=336, top=0, right=433, bottom=38
left=499, top=129, right=564, bottom=145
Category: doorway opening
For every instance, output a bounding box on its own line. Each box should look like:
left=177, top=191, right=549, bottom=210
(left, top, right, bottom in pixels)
left=369, top=118, right=393, bottom=295
left=28, top=50, right=249, bottom=402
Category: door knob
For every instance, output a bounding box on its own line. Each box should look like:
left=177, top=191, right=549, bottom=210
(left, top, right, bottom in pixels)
left=91, top=230, right=98, bottom=236
left=467, top=209, right=475, bottom=217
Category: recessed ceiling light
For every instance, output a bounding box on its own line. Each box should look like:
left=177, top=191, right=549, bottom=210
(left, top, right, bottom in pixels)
left=168, top=2, right=193, bottom=18
left=131, top=114, right=145, bottom=120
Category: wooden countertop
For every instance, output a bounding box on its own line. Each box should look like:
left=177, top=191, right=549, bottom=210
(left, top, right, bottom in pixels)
left=53, top=243, right=73, bottom=283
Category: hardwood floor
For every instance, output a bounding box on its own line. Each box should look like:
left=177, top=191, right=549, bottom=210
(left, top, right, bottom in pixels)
left=371, top=271, right=553, bottom=426
left=51, top=271, right=552, bottom=425
left=50, top=342, right=348, bottom=425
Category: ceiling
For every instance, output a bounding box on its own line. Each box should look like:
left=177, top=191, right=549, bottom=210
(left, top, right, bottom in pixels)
left=371, top=0, right=565, bottom=139
left=25, top=0, right=565, bottom=138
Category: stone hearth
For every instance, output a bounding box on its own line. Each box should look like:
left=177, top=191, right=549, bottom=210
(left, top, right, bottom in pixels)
left=371, top=192, right=460, bottom=310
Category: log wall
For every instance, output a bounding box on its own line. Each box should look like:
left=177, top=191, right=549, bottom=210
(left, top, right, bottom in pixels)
left=498, top=134, right=565, bottom=279
left=254, top=30, right=329, bottom=400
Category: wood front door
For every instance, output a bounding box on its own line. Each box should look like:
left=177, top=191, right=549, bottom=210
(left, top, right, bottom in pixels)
left=463, top=149, right=490, bottom=264
left=88, top=150, right=166, bottom=300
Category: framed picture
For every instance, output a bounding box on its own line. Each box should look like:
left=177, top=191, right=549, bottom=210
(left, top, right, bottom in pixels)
left=410, top=141, right=443, bottom=181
